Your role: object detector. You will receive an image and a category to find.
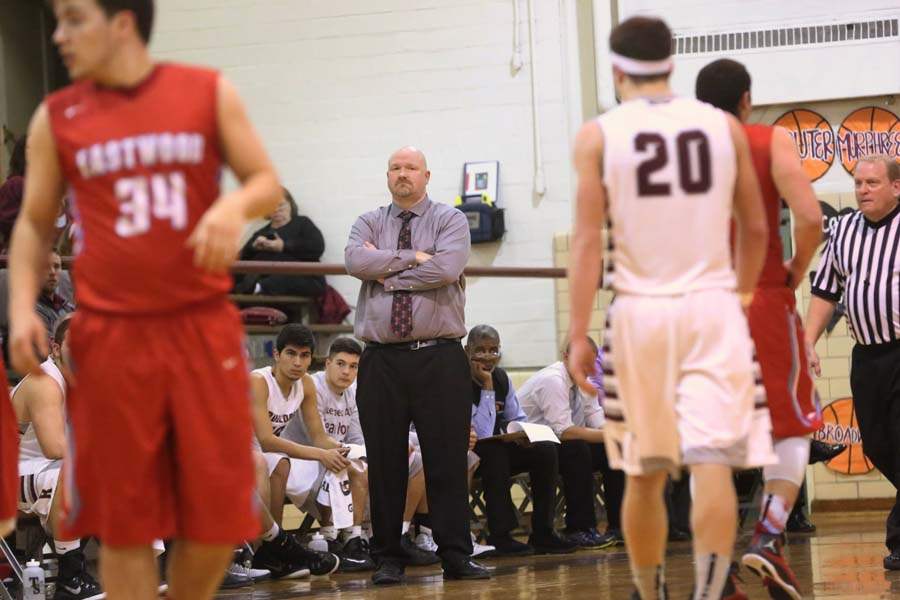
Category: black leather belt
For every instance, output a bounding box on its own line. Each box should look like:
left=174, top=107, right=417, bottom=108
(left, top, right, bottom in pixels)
left=365, top=338, right=460, bottom=351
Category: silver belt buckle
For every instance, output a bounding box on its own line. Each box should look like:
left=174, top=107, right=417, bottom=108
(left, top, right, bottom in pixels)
left=410, top=340, right=433, bottom=350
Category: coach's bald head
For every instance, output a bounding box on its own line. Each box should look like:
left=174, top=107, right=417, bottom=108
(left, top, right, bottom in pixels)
left=387, top=146, right=430, bottom=206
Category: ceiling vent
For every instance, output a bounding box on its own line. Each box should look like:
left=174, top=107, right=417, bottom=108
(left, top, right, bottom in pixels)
left=673, top=18, right=898, bottom=55
left=667, top=15, right=900, bottom=105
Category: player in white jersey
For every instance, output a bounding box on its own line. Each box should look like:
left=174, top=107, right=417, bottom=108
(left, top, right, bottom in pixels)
left=566, top=17, right=772, bottom=600
left=12, top=315, right=103, bottom=600
left=248, top=324, right=345, bottom=577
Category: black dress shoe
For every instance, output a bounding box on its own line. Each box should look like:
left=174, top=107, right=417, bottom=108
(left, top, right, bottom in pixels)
left=884, top=549, right=900, bottom=570
left=372, top=561, right=405, bottom=585
left=442, top=558, right=490, bottom=580
left=785, top=512, right=816, bottom=534
left=809, top=440, right=847, bottom=464
left=487, top=535, right=534, bottom=556
left=528, top=532, right=577, bottom=555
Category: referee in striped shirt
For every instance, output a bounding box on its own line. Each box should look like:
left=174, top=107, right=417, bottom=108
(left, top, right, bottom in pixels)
left=806, top=154, right=900, bottom=570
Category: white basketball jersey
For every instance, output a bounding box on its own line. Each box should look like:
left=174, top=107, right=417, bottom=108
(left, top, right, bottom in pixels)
left=311, top=371, right=357, bottom=443
left=15, top=359, right=66, bottom=476
left=597, top=96, right=737, bottom=295
left=253, top=366, right=304, bottom=436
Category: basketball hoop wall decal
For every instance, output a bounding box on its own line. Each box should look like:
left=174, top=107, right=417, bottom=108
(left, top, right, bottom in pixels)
left=813, top=397, right=873, bottom=475
left=837, top=106, right=900, bottom=175
left=773, top=109, right=835, bottom=181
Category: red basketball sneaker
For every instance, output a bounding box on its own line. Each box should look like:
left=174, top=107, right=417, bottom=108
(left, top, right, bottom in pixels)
left=720, top=562, right=748, bottom=600
left=741, top=533, right=801, bottom=600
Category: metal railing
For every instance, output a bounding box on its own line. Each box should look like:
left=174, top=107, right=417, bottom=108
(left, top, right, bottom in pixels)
left=0, top=256, right=567, bottom=280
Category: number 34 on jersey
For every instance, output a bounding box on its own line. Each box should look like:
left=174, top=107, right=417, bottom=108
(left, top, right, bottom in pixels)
left=115, top=172, right=187, bottom=238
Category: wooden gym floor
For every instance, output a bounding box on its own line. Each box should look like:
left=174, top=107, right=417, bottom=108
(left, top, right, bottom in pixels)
left=215, top=511, right=900, bottom=599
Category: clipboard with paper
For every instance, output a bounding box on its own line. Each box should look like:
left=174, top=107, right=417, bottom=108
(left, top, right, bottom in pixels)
left=482, top=421, right=560, bottom=445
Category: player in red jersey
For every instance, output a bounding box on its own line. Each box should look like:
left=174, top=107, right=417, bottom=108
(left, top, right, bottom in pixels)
left=7, top=1, right=281, bottom=599
left=697, top=59, right=823, bottom=600
left=0, top=376, right=14, bottom=539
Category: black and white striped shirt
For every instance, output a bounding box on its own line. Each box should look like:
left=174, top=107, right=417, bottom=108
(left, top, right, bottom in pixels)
left=811, top=203, right=900, bottom=345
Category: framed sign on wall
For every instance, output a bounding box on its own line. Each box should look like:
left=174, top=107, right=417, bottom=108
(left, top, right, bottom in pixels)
left=461, top=161, right=500, bottom=205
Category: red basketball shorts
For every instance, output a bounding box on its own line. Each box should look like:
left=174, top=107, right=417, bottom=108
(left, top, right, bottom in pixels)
left=0, top=365, right=15, bottom=526
left=748, top=287, right=823, bottom=439
left=60, top=299, right=259, bottom=546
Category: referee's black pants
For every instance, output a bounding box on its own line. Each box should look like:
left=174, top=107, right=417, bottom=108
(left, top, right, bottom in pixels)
left=356, top=341, right=473, bottom=564
left=850, top=340, right=900, bottom=552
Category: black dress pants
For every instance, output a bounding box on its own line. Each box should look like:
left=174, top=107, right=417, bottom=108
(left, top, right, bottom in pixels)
left=356, top=342, right=473, bottom=563
left=473, top=439, right=558, bottom=540
left=557, top=439, right=625, bottom=532
left=849, top=340, right=900, bottom=552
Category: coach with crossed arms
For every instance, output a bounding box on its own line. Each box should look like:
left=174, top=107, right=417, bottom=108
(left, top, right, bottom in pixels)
left=345, top=146, right=488, bottom=584
left=806, top=154, right=900, bottom=570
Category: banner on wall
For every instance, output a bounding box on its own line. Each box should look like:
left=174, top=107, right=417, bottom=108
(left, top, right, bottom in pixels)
left=773, top=106, right=900, bottom=181
left=837, top=107, right=900, bottom=175
left=812, top=397, right=874, bottom=475
left=774, top=109, right=835, bottom=181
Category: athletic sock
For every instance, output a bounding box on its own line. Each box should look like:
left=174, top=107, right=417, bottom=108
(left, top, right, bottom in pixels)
left=320, top=525, right=338, bottom=541
left=261, top=523, right=280, bottom=542
left=692, top=553, right=730, bottom=600
left=54, top=539, right=80, bottom=555
left=344, top=525, right=362, bottom=540
left=632, top=563, right=665, bottom=599
left=756, top=493, right=790, bottom=537
left=414, top=512, right=432, bottom=529
left=401, top=521, right=411, bottom=535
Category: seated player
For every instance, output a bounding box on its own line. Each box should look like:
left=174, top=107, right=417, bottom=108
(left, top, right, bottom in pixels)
left=283, top=336, right=372, bottom=571
left=282, top=337, right=439, bottom=567
left=12, top=315, right=102, bottom=600
left=466, top=325, right=576, bottom=556
left=249, top=323, right=342, bottom=576
left=518, top=337, right=625, bottom=548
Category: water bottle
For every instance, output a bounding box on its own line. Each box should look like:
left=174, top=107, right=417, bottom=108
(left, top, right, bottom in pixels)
left=308, top=532, right=329, bottom=553
left=22, top=559, right=45, bottom=600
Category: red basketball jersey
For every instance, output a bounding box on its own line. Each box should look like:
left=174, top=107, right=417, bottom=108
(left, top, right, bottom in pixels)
left=46, top=63, right=230, bottom=314
left=744, top=123, right=789, bottom=288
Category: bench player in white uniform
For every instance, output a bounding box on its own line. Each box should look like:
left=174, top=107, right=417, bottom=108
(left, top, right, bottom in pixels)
left=248, top=324, right=346, bottom=576
left=12, top=315, right=102, bottom=600
left=566, top=16, right=774, bottom=600
left=249, top=325, right=350, bottom=518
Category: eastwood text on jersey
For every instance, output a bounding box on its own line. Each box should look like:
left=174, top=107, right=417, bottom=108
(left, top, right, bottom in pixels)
left=75, top=132, right=205, bottom=179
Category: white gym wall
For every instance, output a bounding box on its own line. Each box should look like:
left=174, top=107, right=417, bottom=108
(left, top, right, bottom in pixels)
left=150, top=0, right=589, bottom=368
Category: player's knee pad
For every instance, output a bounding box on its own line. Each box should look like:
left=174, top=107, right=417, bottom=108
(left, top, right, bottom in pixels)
left=762, top=436, right=810, bottom=487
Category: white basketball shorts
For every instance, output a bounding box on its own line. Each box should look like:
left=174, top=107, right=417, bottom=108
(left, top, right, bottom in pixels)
left=601, top=288, right=776, bottom=476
